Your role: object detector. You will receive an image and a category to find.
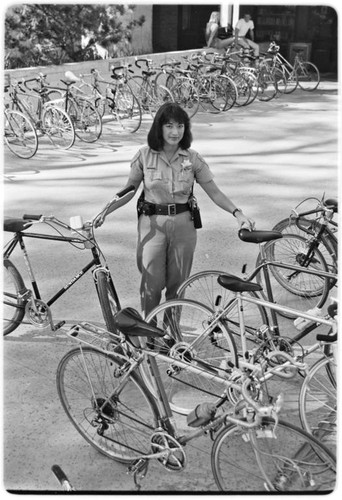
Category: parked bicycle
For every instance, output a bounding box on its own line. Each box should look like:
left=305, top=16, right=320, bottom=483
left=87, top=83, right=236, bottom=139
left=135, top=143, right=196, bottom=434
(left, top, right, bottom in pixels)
left=3, top=186, right=136, bottom=336
left=56, top=308, right=336, bottom=492
left=264, top=41, right=320, bottom=93
left=24, top=72, right=103, bottom=143
left=4, top=104, right=38, bottom=159
left=76, top=67, right=142, bottom=133
left=4, top=77, right=75, bottom=151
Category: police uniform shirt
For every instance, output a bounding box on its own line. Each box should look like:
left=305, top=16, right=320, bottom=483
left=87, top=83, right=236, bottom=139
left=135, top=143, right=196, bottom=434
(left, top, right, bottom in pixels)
left=129, top=146, right=214, bottom=204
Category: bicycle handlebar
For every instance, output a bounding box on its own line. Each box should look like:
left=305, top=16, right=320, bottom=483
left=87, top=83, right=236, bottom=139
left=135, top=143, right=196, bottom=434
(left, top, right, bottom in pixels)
left=23, top=214, right=42, bottom=221
left=135, top=58, right=152, bottom=69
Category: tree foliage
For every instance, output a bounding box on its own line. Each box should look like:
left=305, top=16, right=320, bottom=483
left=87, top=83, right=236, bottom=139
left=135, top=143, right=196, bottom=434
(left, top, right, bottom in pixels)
left=5, top=4, right=145, bottom=69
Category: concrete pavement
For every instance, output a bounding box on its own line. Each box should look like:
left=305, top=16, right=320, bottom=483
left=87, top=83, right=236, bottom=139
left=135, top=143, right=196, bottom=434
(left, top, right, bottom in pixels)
left=3, top=80, right=339, bottom=493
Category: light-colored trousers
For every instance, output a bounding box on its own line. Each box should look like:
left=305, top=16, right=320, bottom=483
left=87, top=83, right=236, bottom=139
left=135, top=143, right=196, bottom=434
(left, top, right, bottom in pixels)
left=137, top=212, right=197, bottom=316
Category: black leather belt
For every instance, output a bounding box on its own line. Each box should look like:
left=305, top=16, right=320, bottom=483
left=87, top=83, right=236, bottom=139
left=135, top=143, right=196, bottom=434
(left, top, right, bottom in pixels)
left=141, top=201, right=190, bottom=216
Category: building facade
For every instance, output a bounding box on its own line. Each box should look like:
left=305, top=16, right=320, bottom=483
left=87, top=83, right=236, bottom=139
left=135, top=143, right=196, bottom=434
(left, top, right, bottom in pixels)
left=132, top=3, right=337, bottom=73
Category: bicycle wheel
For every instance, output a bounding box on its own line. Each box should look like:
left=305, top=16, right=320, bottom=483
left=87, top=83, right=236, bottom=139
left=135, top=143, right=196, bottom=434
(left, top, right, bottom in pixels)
left=168, top=79, right=200, bottom=118
left=112, top=86, right=142, bottom=133
left=257, top=68, right=277, bottom=102
left=68, top=97, right=102, bottom=142
left=42, top=105, right=75, bottom=149
left=296, top=61, right=320, bottom=91
left=237, top=69, right=259, bottom=106
left=272, top=66, right=288, bottom=94
left=4, top=109, right=38, bottom=159
left=203, top=76, right=229, bottom=113
left=212, top=417, right=336, bottom=492
left=57, top=347, right=158, bottom=462
left=273, top=217, right=337, bottom=279
left=219, top=75, right=238, bottom=111
left=177, top=270, right=269, bottom=354
left=96, top=270, right=121, bottom=333
left=230, top=73, right=252, bottom=107
left=127, top=76, right=149, bottom=114
left=281, top=66, right=298, bottom=94
left=143, top=299, right=238, bottom=415
left=256, top=234, right=330, bottom=318
left=151, top=83, right=174, bottom=116
left=299, top=354, right=336, bottom=452
left=3, top=259, right=27, bottom=336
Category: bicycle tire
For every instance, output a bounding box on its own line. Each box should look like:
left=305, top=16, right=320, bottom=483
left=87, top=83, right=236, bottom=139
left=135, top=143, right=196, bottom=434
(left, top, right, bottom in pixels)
left=257, top=67, right=277, bottom=102
left=256, top=234, right=330, bottom=318
left=67, top=97, right=102, bottom=142
left=299, top=354, right=336, bottom=450
left=237, top=69, right=259, bottom=106
left=198, top=75, right=228, bottom=113
left=96, top=269, right=121, bottom=333
left=279, top=65, right=298, bottom=94
left=56, top=346, right=159, bottom=462
left=230, top=73, right=252, bottom=107
left=219, top=75, right=238, bottom=110
left=176, top=270, right=269, bottom=354
left=142, top=299, right=238, bottom=415
left=3, top=259, right=27, bottom=336
left=168, top=78, right=200, bottom=118
left=296, top=61, right=320, bottom=91
left=112, top=86, right=142, bottom=133
left=4, top=109, right=38, bottom=159
left=272, top=217, right=337, bottom=281
left=211, top=416, right=336, bottom=492
left=42, top=106, right=75, bottom=149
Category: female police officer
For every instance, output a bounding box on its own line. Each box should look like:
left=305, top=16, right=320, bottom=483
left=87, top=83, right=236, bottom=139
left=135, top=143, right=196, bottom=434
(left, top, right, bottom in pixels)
left=95, top=103, right=254, bottom=316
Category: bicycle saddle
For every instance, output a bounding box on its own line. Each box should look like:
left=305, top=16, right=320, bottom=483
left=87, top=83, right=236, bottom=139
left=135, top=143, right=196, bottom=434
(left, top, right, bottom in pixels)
left=325, top=198, right=338, bottom=213
left=114, top=307, right=165, bottom=338
left=4, top=218, right=32, bottom=232
left=238, top=229, right=283, bottom=244
left=218, top=274, right=262, bottom=293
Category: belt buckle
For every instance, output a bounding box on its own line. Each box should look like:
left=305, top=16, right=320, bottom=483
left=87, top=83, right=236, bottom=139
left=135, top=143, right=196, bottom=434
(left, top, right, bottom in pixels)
left=168, top=204, right=176, bottom=216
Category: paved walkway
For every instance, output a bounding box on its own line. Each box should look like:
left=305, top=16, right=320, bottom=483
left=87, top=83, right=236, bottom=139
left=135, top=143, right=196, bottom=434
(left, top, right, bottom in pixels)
left=3, top=80, right=339, bottom=493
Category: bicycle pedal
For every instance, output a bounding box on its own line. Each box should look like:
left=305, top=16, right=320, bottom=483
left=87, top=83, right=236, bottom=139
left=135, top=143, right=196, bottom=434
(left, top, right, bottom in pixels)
left=52, top=320, right=66, bottom=331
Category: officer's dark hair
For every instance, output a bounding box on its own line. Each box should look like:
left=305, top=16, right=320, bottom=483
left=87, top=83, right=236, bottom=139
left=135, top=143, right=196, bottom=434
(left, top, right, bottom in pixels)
left=147, top=102, right=192, bottom=151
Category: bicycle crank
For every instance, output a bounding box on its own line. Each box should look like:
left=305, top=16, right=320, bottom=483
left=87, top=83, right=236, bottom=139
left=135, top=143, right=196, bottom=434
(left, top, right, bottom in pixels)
left=25, top=298, right=51, bottom=328
left=150, top=431, right=186, bottom=471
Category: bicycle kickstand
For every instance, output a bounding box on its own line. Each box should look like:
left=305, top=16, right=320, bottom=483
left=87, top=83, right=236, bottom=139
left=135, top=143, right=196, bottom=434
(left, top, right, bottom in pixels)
left=127, top=458, right=149, bottom=491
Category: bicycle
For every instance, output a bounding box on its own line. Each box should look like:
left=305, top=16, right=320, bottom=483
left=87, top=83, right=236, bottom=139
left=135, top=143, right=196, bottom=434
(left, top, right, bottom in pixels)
left=264, top=42, right=320, bottom=93
left=56, top=311, right=336, bottom=492
left=4, top=77, right=75, bottom=150
left=272, top=195, right=338, bottom=280
left=4, top=104, right=38, bottom=159
left=24, top=72, right=103, bottom=143
left=76, top=67, right=142, bottom=134
left=3, top=186, right=136, bottom=336
left=298, top=305, right=337, bottom=449
left=125, top=58, right=174, bottom=118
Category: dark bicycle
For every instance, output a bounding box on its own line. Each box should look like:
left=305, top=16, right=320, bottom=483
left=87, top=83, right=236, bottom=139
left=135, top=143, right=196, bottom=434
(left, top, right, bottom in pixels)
left=3, top=186, right=135, bottom=336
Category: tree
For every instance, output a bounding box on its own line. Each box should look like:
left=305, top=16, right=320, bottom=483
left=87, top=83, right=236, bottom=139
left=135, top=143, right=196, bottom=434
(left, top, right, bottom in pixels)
left=5, top=4, right=145, bottom=69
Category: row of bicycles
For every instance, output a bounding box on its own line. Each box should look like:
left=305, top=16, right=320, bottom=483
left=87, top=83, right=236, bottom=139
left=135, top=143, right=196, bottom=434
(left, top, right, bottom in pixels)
left=4, top=41, right=320, bottom=161
left=4, top=193, right=337, bottom=492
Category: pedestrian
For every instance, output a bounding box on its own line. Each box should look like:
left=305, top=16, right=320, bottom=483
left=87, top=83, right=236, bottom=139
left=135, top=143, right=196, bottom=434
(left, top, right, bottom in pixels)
left=94, top=102, right=254, bottom=316
left=233, top=13, right=260, bottom=60
left=205, top=11, right=235, bottom=51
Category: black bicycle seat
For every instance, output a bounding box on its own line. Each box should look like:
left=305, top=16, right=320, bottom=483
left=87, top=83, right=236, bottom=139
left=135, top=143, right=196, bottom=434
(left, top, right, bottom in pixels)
left=238, top=229, right=283, bottom=244
left=218, top=274, right=262, bottom=293
left=114, top=307, right=165, bottom=338
left=324, top=198, right=338, bottom=213
left=4, top=218, right=32, bottom=233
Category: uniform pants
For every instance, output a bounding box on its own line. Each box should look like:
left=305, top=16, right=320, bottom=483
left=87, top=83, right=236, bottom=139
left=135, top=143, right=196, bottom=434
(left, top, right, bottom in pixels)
left=137, top=212, right=197, bottom=316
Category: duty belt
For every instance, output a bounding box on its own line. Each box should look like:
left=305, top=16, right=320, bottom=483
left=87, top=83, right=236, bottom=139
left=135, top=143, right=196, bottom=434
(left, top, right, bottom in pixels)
left=141, top=201, right=190, bottom=216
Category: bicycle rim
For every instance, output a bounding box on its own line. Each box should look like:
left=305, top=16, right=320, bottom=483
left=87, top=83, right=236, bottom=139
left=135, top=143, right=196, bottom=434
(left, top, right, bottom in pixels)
left=256, top=234, right=330, bottom=318
left=3, top=259, right=27, bottom=335
left=299, top=354, right=336, bottom=453
left=68, top=98, right=102, bottom=142
left=112, top=88, right=142, bottom=133
left=57, top=347, right=158, bottom=462
left=42, top=106, right=75, bottom=149
left=176, top=270, right=269, bottom=355
left=212, top=417, right=336, bottom=492
left=296, top=62, right=320, bottom=91
left=4, top=110, right=38, bottom=159
left=142, top=299, right=237, bottom=415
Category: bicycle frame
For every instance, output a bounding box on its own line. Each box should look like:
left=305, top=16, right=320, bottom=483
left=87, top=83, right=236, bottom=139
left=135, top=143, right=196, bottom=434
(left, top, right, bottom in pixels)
left=4, top=224, right=120, bottom=329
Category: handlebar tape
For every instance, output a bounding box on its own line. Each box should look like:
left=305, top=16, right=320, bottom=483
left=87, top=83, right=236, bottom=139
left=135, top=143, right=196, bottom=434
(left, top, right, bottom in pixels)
left=316, top=332, right=337, bottom=342
left=23, top=214, right=42, bottom=221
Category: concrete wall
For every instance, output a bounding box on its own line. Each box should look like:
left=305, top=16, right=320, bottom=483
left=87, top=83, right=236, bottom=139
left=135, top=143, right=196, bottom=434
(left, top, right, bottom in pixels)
left=4, top=49, right=204, bottom=88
